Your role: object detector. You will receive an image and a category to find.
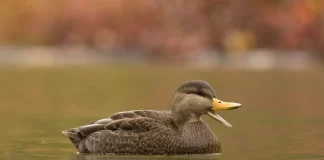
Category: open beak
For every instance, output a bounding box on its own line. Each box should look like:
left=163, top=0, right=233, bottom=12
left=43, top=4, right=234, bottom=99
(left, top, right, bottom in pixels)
left=207, top=98, right=241, bottom=127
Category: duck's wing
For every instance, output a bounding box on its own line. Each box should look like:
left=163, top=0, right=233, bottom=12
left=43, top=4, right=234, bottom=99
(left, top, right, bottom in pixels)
left=104, top=116, right=161, bottom=132
left=63, top=110, right=172, bottom=140
left=92, top=109, right=170, bottom=124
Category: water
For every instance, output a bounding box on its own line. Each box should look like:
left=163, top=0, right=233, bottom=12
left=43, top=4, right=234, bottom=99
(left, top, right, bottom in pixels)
left=0, top=67, right=323, bottom=160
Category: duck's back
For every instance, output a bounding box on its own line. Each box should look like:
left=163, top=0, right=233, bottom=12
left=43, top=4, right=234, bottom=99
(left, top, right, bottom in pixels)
left=62, top=110, right=180, bottom=154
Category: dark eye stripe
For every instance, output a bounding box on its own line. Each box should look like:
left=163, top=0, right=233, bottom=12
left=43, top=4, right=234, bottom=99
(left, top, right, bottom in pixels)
left=189, top=90, right=213, bottom=99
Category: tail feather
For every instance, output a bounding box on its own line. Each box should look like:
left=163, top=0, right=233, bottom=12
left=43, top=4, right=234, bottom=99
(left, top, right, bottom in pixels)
left=62, top=128, right=89, bottom=153
left=62, top=130, right=82, bottom=140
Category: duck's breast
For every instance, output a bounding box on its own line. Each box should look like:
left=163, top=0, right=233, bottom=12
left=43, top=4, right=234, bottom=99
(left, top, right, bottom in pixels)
left=177, top=121, right=221, bottom=154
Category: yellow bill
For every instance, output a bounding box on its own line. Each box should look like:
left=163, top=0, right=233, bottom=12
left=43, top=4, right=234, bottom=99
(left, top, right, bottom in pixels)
left=212, top=98, right=241, bottom=110
left=207, top=98, right=241, bottom=127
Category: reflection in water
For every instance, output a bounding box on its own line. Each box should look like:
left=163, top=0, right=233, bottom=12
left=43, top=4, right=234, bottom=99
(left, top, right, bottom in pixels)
left=64, top=154, right=220, bottom=160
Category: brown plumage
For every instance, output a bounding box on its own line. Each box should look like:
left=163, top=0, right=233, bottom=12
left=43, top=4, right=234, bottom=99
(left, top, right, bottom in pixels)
left=62, top=80, right=241, bottom=155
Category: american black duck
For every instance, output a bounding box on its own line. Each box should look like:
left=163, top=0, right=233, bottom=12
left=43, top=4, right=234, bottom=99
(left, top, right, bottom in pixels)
left=62, top=80, right=241, bottom=155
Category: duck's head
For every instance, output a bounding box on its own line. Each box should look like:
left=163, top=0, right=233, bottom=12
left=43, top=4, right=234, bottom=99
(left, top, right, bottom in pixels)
left=171, top=80, right=241, bottom=127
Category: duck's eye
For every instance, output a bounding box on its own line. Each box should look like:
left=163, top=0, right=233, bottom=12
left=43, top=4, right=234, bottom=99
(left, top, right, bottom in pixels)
left=219, top=101, right=222, bottom=103
left=196, top=91, right=204, bottom=96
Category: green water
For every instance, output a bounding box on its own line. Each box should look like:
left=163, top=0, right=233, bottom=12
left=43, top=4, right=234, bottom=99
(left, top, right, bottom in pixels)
left=0, top=66, right=323, bottom=160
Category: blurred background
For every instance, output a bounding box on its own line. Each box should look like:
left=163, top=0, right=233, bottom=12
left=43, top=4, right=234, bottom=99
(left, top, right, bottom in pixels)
left=1, top=0, right=324, bottom=160
left=0, top=0, right=324, bottom=69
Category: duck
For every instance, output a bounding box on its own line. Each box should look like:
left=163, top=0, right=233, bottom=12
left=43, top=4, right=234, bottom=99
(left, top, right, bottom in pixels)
left=62, top=80, right=241, bottom=155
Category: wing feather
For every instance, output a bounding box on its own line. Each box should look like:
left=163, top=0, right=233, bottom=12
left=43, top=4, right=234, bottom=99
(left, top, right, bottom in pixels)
left=75, top=110, right=171, bottom=137
left=104, top=117, right=157, bottom=132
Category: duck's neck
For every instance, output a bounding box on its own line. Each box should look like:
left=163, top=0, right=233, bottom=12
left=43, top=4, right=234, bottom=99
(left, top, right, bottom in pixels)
left=172, top=109, right=202, bottom=127
left=171, top=95, right=202, bottom=126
